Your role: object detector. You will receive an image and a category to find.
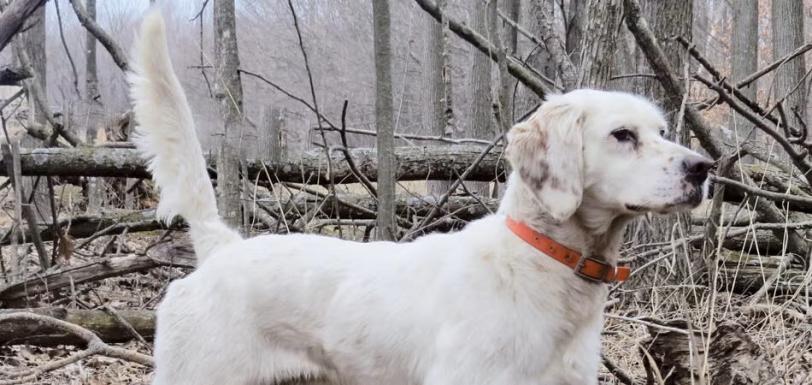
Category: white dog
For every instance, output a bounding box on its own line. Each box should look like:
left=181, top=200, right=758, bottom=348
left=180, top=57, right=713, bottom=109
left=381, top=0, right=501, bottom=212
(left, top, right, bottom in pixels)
left=131, top=12, right=712, bottom=385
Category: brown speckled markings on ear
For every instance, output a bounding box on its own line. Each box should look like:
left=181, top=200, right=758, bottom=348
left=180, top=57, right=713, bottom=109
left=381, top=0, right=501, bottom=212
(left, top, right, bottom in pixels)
left=505, top=95, right=586, bottom=222
left=519, top=164, right=548, bottom=191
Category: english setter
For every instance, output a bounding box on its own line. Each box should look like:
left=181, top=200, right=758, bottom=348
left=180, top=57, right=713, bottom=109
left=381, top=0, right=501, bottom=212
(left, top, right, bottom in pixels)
left=131, top=12, right=712, bottom=385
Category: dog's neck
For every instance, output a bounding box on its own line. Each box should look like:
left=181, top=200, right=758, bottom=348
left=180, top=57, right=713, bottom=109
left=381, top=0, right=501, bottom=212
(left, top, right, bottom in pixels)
left=498, top=173, right=632, bottom=266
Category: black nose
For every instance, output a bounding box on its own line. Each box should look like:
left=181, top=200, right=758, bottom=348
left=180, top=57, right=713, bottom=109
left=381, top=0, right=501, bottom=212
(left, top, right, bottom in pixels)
left=682, top=156, right=713, bottom=184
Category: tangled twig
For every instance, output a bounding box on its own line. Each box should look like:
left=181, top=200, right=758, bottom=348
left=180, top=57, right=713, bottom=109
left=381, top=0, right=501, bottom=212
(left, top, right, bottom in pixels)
left=0, top=312, right=152, bottom=384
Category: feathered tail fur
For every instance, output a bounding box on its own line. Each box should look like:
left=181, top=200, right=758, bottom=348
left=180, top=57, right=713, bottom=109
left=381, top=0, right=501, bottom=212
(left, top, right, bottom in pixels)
left=129, top=12, right=241, bottom=263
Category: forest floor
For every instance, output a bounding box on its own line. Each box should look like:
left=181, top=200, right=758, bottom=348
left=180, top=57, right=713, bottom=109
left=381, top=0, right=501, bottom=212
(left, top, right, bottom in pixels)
left=0, top=231, right=166, bottom=385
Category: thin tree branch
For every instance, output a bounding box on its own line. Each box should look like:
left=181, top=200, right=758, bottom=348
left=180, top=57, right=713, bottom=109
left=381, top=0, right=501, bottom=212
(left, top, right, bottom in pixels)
left=738, top=42, right=812, bottom=89
left=239, top=69, right=340, bottom=129
left=695, top=74, right=812, bottom=181
left=190, top=0, right=211, bottom=21
left=712, top=175, right=812, bottom=209
left=601, top=353, right=635, bottom=385
left=53, top=0, right=81, bottom=98
left=314, top=126, right=491, bottom=145
left=69, top=0, right=129, bottom=72
left=412, top=0, right=551, bottom=97
left=336, top=100, right=377, bottom=197
left=676, top=36, right=795, bottom=134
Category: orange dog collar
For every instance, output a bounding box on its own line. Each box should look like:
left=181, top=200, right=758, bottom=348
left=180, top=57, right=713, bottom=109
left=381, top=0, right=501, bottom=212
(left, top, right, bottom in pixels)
left=505, top=217, right=630, bottom=283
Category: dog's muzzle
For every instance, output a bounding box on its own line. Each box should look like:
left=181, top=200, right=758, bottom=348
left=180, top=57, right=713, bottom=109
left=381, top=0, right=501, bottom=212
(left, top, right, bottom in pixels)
left=682, top=155, right=713, bottom=186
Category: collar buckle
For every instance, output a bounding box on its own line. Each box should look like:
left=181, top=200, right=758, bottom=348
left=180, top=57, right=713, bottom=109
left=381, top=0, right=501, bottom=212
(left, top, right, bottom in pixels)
left=574, top=255, right=612, bottom=283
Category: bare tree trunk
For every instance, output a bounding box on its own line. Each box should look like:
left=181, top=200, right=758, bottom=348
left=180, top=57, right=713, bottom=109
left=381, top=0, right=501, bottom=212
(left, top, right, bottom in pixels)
left=468, top=0, right=495, bottom=196
left=642, top=0, right=692, bottom=136
left=3, top=142, right=25, bottom=276
left=613, top=27, right=640, bottom=93
left=563, top=0, right=621, bottom=89
left=574, top=0, right=621, bottom=89
left=516, top=0, right=553, bottom=114
left=372, top=0, right=396, bottom=241
left=21, top=6, right=51, bottom=224
left=213, top=0, right=245, bottom=230
left=499, top=0, right=519, bottom=124
left=692, top=0, right=710, bottom=56
left=489, top=0, right=520, bottom=198
left=566, top=0, right=585, bottom=69
left=423, top=1, right=452, bottom=198
left=85, top=0, right=103, bottom=213
left=263, top=106, right=283, bottom=164
left=730, top=0, right=759, bottom=146
left=85, top=0, right=99, bottom=130
left=503, top=0, right=519, bottom=58
left=23, top=7, right=46, bottom=139
left=771, top=0, right=806, bottom=128
left=439, top=0, right=454, bottom=132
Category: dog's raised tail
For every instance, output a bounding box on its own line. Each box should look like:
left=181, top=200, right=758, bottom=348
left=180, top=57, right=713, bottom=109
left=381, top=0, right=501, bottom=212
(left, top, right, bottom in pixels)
left=129, top=12, right=241, bottom=263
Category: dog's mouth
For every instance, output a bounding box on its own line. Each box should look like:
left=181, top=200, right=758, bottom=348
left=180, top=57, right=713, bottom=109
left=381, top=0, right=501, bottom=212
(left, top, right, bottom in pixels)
left=626, top=189, right=704, bottom=214
left=660, top=190, right=704, bottom=212
left=625, top=204, right=649, bottom=212
left=681, top=187, right=705, bottom=207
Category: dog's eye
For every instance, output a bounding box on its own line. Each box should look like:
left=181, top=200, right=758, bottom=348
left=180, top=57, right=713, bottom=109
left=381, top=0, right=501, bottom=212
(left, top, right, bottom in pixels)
left=611, top=128, right=637, bottom=143
left=659, top=128, right=666, bottom=137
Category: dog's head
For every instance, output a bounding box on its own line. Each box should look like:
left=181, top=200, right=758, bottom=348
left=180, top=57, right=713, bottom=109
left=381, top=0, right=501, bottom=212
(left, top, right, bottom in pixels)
left=506, top=89, right=712, bottom=222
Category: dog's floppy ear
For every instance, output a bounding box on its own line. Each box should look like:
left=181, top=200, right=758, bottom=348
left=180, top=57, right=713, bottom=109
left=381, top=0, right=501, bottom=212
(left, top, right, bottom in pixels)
left=506, top=96, right=585, bottom=222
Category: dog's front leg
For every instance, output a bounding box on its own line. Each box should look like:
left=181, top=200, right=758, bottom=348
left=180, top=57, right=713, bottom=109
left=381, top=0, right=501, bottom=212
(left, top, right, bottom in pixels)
left=540, top=314, right=603, bottom=385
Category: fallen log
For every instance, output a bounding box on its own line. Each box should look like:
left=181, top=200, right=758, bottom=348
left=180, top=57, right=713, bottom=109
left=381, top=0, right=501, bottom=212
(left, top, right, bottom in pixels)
left=721, top=230, right=784, bottom=255
left=1, top=195, right=498, bottom=246
left=0, top=307, right=154, bottom=347
left=719, top=176, right=812, bottom=213
left=746, top=165, right=812, bottom=197
left=640, top=320, right=778, bottom=385
left=0, top=209, right=168, bottom=246
left=691, top=226, right=785, bottom=255
left=0, top=146, right=507, bottom=184
left=718, top=250, right=809, bottom=295
left=265, top=194, right=498, bottom=222
left=0, top=251, right=195, bottom=305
